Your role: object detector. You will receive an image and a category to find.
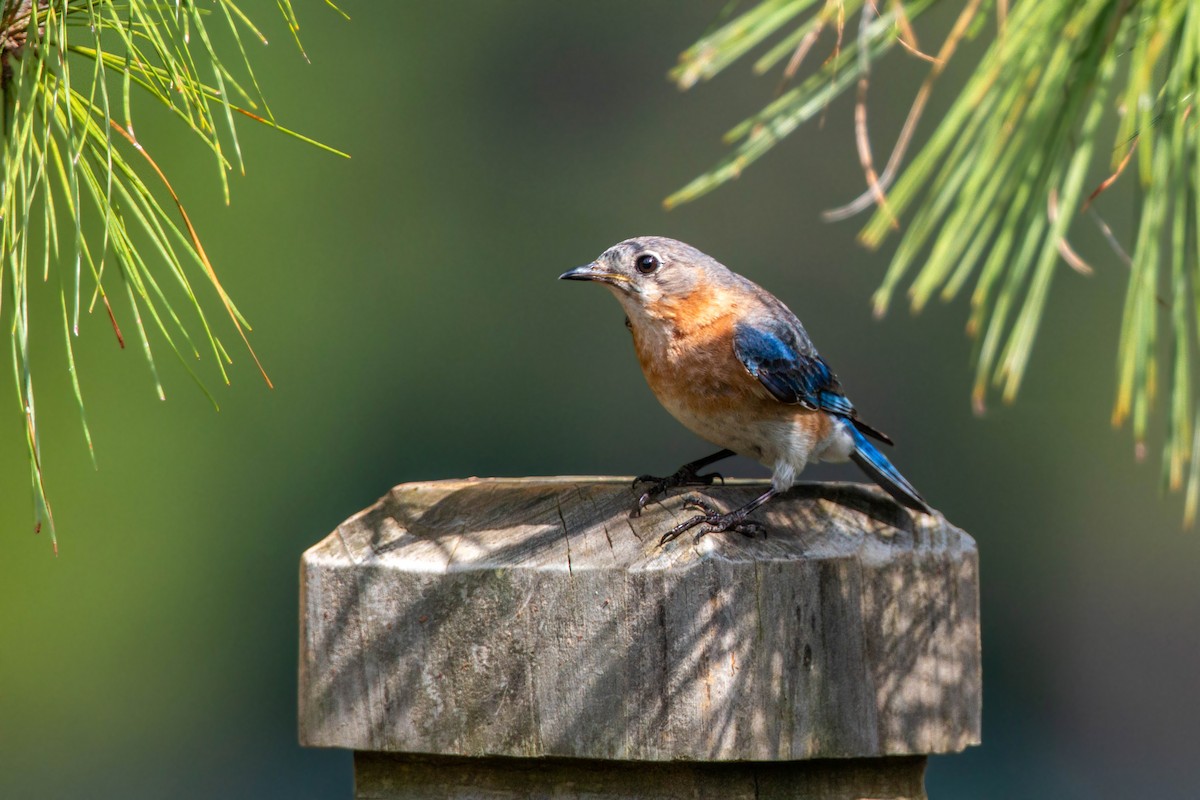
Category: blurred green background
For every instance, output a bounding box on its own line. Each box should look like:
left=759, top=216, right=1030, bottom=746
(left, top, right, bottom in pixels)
left=2, top=3, right=1198, bottom=798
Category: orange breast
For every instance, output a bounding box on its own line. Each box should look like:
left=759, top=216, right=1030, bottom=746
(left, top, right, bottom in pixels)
left=634, top=287, right=755, bottom=398
left=630, top=284, right=808, bottom=455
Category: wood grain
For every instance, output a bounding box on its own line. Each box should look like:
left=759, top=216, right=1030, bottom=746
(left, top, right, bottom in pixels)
left=299, top=477, right=980, bottom=763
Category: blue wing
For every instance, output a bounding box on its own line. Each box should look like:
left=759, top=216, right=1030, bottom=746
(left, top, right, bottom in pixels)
left=732, top=318, right=927, bottom=510
left=732, top=319, right=925, bottom=509
left=732, top=320, right=893, bottom=445
left=732, top=321, right=845, bottom=413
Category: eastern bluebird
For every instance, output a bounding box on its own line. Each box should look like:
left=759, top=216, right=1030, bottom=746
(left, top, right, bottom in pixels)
left=560, top=236, right=931, bottom=545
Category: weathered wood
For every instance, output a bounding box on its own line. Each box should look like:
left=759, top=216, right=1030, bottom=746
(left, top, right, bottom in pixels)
left=353, top=752, right=928, bottom=800
left=299, top=477, right=980, bottom=769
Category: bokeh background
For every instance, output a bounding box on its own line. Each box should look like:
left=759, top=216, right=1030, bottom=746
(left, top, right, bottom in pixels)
left=2, top=2, right=1198, bottom=798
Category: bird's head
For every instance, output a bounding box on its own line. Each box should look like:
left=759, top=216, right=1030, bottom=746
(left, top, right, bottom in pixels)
left=559, top=236, right=729, bottom=323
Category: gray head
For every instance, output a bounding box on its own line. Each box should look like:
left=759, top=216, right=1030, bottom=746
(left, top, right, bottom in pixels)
left=559, top=236, right=734, bottom=318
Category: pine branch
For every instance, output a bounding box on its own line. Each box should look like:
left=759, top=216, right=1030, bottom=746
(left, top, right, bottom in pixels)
left=0, top=1, right=348, bottom=551
left=668, top=0, right=1200, bottom=524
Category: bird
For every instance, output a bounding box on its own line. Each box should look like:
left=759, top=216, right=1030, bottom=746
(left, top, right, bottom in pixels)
left=559, top=236, right=931, bottom=545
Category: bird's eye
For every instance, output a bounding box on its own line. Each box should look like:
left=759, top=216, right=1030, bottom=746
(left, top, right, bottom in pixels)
left=635, top=254, right=660, bottom=274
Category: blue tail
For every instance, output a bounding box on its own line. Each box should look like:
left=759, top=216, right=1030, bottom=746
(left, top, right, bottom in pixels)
left=847, top=426, right=930, bottom=513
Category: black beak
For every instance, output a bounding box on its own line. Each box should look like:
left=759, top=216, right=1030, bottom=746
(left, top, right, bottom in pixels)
left=559, top=262, right=601, bottom=281
left=559, top=262, right=625, bottom=286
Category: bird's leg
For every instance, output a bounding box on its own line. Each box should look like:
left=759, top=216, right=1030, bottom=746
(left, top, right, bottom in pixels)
left=631, top=449, right=735, bottom=516
left=659, top=488, right=777, bottom=547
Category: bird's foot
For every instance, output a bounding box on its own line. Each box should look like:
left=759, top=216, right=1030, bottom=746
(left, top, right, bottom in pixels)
left=658, top=494, right=765, bottom=547
left=631, top=466, right=724, bottom=517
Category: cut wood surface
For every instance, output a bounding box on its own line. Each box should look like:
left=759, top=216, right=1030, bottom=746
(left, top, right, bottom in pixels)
left=299, top=477, right=980, bottom=762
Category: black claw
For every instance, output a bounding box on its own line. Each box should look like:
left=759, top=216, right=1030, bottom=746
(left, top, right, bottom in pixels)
left=631, top=491, right=653, bottom=518
left=631, top=450, right=737, bottom=519
left=658, top=522, right=695, bottom=547
left=657, top=494, right=767, bottom=547
left=631, top=466, right=726, bottom=517
left=680, top=494, right=718, bottom=513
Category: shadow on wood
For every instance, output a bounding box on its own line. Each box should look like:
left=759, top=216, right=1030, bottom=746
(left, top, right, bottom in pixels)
left=299, top=477, right=980, bottom=798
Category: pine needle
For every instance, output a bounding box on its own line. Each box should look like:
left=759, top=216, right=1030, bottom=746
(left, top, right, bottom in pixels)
left=0, top=1, right=347, bottom=548
left=668, top=0, right=1200, bottom=524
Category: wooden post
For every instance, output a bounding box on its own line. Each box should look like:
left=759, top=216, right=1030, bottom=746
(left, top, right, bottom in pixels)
left=299, top=477, right=980, bottom=799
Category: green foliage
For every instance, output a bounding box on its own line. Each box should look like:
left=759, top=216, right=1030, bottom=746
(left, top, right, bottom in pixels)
left=0, top=0, right=346, bottom=550
left=669, top=0, right=1200, bottom=522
